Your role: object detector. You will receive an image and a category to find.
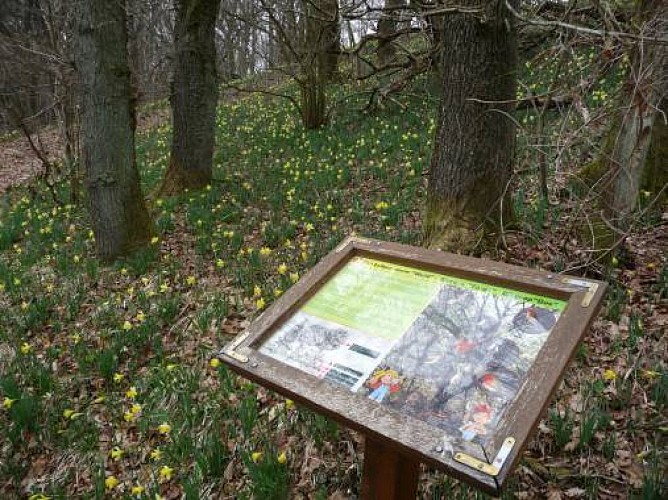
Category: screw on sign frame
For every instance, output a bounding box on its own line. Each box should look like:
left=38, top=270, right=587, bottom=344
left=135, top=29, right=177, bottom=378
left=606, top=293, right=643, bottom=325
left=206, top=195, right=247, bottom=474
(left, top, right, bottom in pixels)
left=218, top=236, right=606, bottom=498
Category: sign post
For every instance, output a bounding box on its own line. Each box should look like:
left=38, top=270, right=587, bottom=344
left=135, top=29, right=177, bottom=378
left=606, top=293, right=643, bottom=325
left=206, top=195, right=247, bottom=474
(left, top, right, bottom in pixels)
left=218, top=236, right=606, bottom=497
left=361, top=437, right=420, bottom=499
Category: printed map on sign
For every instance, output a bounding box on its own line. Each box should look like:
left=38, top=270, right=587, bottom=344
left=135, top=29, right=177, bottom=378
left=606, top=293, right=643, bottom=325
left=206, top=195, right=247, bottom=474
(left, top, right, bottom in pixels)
left=258, top=257, right=567, bottom=448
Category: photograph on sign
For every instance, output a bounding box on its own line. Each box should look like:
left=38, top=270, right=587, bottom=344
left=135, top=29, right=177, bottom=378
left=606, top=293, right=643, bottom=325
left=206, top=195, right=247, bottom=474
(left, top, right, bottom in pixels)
left=258, top=256, right=567, bottom=452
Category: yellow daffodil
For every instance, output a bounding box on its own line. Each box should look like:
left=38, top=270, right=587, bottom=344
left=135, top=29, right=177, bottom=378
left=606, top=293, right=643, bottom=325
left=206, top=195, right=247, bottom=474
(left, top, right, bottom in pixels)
left=289, top=272, right=299, bottom=283
left=63, top=409, right=75, bottom=419
left=642, top=369, right=660, bottom=379
left=123, top=410, right=136, bottom=422
left=113, top=373, right=124, bottom=383
left=151, top=236, right=159, bottom=245
left=159, top=465, right=174, bottom=481
left=28, top=495, right=51, bottom=500
left=186, top=276, right=197, bottom=286
left=603, top=369, right=617, bottom=381
left=159, top=283, right=169, bottom=293
left=255, top=297, right=265, bottom=310
left=93, top=395, right=106, bottom=404
left=3, top=397, right=16, bottom=409
left=157, top=422, right=172, bottom=435
left=122, top=320, right=133, bottom=331
left=125, top=386, right=138, bottom=399
left=19, top=342, right=32, bottom=354
left=130, top=404, right=142, bottom=415
left=105, top=475, right=119, bottom=490
left=209, top=358, right=221, bottom=368
left=136, top=311, right=146, bottom=322
left=131, top=484, right=144, bottom=496
left=259, top=247, right=272, bottom=256
left=277, top=451, right=287, bottom=464
left=277, top=263, right=288, bottom=275
left=110, top=446, right=124, bottom=460
left=150, top=448, right=162, bottom=461
left=285, top=399, right=295, bottom=410
left=216, top=259, right=225, bottom=268
left=251, top=451, right=263, bottom=463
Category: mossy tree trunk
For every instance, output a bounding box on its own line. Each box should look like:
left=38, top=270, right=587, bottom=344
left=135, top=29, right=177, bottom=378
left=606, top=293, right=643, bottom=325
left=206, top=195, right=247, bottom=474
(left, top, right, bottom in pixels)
left=599, top=1, right=667, bottom=230
left=424, top=0, right=518, bottom=252
left=160, top=0, right=220, bottom=195
left=75, top=0, right=152, bottom=262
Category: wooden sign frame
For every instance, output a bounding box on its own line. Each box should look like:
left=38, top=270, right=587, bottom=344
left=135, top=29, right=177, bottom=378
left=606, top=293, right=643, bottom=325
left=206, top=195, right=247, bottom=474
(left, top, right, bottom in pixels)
left=218, top=236, right=606, bottom=496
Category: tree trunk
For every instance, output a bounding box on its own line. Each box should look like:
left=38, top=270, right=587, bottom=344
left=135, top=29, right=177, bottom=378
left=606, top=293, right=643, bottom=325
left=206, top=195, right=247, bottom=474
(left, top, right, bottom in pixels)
left=318, top=0, right=340, bottom=82
left=300, top=79, right=327, bottom=129
left=377, top=0, right=406, bottom=67
left=160, top=0, right=220, bottom=195
left=75, top=0, right=152, bottom=262
left=600, top=1, right=667, bottom=229
left=295, top=0, right=339, bottom=129
left=425, top=8, right=444, bottom=75
left=424, top=1, right=518, bottom=252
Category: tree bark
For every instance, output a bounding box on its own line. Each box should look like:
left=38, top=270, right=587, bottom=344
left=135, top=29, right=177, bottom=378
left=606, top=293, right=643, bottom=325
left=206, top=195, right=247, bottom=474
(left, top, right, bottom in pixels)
left=160, top=0, right=221, bottom=195
left=298, top=0, right=339, bottom=129
left=312, top=0, right=340, bottom=82
left=377, top=0, right=406, bottom=68
left=424, top=0, right=518, bottom=252
left=600, top=0, right=667, bottom=229
left=75, top=0, right=152, bottom=262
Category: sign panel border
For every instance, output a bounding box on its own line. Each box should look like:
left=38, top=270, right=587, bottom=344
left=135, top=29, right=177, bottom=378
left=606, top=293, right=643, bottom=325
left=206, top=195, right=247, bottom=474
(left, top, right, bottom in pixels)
left=218, top=236, right=606, bottom=495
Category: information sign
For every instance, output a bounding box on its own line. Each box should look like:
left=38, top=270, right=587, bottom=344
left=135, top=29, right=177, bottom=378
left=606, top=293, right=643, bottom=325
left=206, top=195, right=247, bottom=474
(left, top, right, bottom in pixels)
left=219, top=237, right=606, bottom=496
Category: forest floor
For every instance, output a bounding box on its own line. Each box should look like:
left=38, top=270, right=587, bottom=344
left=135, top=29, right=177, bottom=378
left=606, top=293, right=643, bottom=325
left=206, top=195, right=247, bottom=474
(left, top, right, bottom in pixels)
left=0, top=76, right=666, bottom=500
left=0, top=108, right=170, bottom=196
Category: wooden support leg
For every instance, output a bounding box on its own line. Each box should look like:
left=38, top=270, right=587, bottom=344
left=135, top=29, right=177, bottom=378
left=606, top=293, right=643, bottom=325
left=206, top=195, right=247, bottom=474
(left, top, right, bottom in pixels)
left=360, top=437, right=421, bottom=500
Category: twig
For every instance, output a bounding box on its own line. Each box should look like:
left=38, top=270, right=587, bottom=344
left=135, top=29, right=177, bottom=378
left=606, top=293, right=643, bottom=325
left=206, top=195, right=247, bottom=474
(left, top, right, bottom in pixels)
left=505, top=0, right=668, bottom=44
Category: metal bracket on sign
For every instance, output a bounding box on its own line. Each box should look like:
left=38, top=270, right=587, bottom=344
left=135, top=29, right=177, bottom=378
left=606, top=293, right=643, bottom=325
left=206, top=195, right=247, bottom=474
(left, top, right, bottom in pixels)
left=221, top=330, right=251, bottom=363
left=454, top=437, right=515, bottom=477
left=562, top=277, right=599, bottom=307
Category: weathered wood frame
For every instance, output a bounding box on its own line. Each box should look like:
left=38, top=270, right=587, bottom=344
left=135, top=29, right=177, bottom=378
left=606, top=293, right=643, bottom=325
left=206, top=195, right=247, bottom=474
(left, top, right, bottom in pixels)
left=218, top=236, right=606, bottom=495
